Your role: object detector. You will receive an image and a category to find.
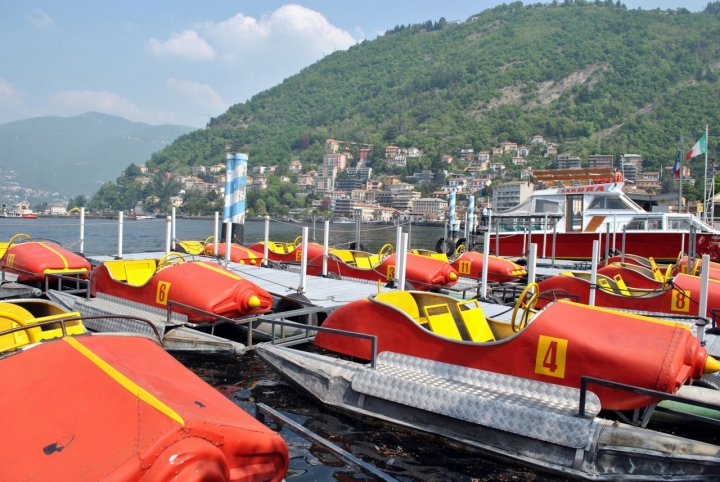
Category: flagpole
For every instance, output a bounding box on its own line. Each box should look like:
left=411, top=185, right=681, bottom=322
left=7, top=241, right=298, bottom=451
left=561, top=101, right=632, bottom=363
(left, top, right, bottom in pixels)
left=679, top=135, right=684, bottom=213
left=704, top=124, right=709, bottom=222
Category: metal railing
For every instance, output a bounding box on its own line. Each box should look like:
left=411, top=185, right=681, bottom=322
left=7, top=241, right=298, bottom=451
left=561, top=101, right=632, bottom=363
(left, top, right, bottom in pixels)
left=2, top=264, right=89, bottom=295
left=578, top=376, right=720, bottom=427
left=165, top=300, right=259, bottom=348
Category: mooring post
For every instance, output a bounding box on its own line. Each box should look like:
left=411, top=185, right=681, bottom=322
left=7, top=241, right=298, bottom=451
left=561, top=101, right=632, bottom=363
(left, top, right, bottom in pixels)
left=398, top=233, right=408, bottom=291
left=225, top=221, right=232, bottom=263
left=699, top=254, right=711, bottom=346
left=171, top=207, right=176, bottom=250
left=79, top=207, right=85, bottom=254
left=528, top=243, right=537, bottom=285
left=542, top=213, right=548, bottom=259
left=117, top=211, right=123, bottom=259
left=481, top=230, right=490, bottom=298
left=612, top=213, right=617, bottom=252
left=354, top=207, right=362, bottom=248
left=495, top=217, right=500, bottom=257
left=214, top=212, right=219, bottom=257
left=263, top=216, right=270, bottom=266
left=621, top=225, right=627, bottom=264
left=396, top=225, right=402, bottom=254
left=605, top=223, right=611, bottom=261
left=323, top=220, right=330, bottom=277
left=299, top=226, right=308, bottom=294
left=165, top=216, right=172, bottom=255
left=551, top=220, right=557, bottom=266
left=527, top=217, right=533, bottom=256
left=589, top=240, right=599, bottom=306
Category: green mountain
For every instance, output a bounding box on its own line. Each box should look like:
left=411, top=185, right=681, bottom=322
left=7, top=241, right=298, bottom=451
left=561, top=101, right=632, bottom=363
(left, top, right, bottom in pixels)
left=96, top=2, right=720, bottom=211
left=0, top=112, right=194, bottom=196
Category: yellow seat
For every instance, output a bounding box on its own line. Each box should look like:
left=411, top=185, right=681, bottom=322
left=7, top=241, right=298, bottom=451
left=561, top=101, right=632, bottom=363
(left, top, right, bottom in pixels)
left=423, top=303, right=462, bottom=340
left=177, top=240, right=205, bottom=255
left=355, top=256, right=372, bottom=269
left=0, top=303, right=84, bottom=353
left=560, top=271, right=575, bottom=277
left=375, top=291, right=428, bottom=325
left=332, top=250, right=356, bottom=264
left=457, top=300, right=495, bottom=342
left=104, top=260, right=157, bottom=287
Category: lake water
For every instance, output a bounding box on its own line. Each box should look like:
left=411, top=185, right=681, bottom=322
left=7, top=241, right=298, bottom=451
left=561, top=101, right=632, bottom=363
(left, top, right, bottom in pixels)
left=0, top=216, right=564, bottom=481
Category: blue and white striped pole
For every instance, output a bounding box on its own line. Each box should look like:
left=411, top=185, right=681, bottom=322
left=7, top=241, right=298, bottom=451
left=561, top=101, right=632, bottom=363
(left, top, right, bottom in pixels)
left=223, top=153, right=235, bottom=223
left=449, top=190, right=457, bottom=236
left=231, top=153, right=247, bottom=224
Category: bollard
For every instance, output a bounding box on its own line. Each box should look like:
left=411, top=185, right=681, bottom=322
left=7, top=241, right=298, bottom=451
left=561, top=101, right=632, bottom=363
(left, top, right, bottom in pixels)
left=551, top=220, right=557, bottom=266
left=495, top=217, right=499, bottom=257
left=612, top=213, right=617, bottom=252
left=699, top=254, right=711, bottom=345
left=165, top=216, right=172, bottom=254
left=323, top=220, right=330, bottom=277
left=621, top=225, right=627, bottom=264
left=225, top=221, right=232, bottom=263
left=542, top=213, right=548, bottom=259
left=396, top=225, right=402, bottom=254
left=299, top=227, right=308, bottom=294
left=398, top=233, right=409, bottom=291
left=171, top=207, right=176, bottom=250
left=263, top=216, right=270, bottom=266
left=527, top=243, right=537, bottom=285
left=589, top=240, right=599, bottom=306
left=79, top=207, right=85, bottom=254
left=481, top=230, right=490, bottom=298
left=117, top=211, right=124, bottom=259
left=214, top=212, right=219, bottom=257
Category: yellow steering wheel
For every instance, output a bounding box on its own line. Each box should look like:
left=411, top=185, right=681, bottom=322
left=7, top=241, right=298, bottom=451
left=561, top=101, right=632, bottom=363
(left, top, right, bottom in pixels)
left=8, top=233, right=32, bottom=247
left=676, top=251, right=684, bottom=265
left=293, top=236, right=303, bottom=247
left=203, top=235, right=215, bottom=250
left=511, top=282, right=540, bottom=333
left=157, top=252, right=186, bottom=270
left=378, top=244, right=394, bottom=258
left=662, top=264, right=673, bottom=289
left=454, top=244, right=466, bottom=258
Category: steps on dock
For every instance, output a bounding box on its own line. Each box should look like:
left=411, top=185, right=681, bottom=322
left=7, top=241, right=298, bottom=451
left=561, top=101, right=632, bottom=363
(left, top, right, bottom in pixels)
left=352, top=352, right=601, bottom=449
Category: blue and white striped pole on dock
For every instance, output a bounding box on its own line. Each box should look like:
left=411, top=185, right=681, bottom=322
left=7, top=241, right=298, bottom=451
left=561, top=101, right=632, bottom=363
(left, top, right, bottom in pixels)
left=467, top=195, right=475, bottom=236
left=223, top=152, right=248, bottom=244
left=449, top=190, right=457, bottom=237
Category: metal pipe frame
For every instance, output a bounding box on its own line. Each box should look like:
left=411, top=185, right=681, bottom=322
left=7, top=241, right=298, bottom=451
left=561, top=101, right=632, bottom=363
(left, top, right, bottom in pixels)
left=0, top=315, right=161, bottom=344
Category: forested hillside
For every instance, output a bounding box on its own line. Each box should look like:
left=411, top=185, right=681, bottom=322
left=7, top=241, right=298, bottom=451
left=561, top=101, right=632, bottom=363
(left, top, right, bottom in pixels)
left=94, top=1, right=720, bottom=211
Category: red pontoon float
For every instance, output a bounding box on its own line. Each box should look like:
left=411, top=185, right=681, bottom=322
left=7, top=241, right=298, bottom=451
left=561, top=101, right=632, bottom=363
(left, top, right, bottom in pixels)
left=411, top=248, right=527, bottom=283
left=90, top=253, right=273, bottom=322
left=315, top=290, right=720, bottom=410
left=305, top=246, right=458, bottom=290
left=536, top=263, right=720, bottom=318
left=605, top=252, right=720, bottom=281
left=0, top=300, right=288, bottom=482
left=0, top=234, right=90, bottom=283
left=247, top=238, right=324, bottom=264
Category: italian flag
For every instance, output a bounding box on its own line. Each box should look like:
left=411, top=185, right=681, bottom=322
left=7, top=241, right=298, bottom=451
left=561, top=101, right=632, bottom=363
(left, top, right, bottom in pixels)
left=686, top=133, right=707, bottom=160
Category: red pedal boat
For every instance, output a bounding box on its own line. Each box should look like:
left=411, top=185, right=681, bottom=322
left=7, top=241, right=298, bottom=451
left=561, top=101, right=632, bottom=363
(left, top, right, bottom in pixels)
left=0, top=234, right=90, bottom=282
left=177, top=238, right=265, bottom=265
left=606, top=252, right=720, bottom=281
left=305, top=246, right=459, bottom=290
left=537, top=263, right=720, bottom=318
left=247, top=238, right=324, bottom=264
left=314, top=290, right=720, bottom=410
left=90, top=253, right=273, bottom=322
left=0, top=300, right=288, bottom=481
left=411, top=248, right=527, bottom=283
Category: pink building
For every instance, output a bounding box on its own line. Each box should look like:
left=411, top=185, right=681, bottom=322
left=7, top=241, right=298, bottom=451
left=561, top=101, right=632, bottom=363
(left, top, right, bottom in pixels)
left=323, top=154, right=347, bottom=170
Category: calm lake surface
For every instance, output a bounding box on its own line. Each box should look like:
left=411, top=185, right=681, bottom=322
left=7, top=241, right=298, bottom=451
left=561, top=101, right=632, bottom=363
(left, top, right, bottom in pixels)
left=0, top=216, right=564, bottom=481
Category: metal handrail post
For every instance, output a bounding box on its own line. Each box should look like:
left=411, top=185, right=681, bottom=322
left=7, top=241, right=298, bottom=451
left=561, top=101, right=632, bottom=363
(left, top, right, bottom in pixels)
left=398, top=233, right=408, bottom=291
left=214, top=212, right=219, bottom=257
left=621, top=224, right=627, bottom=263
left=527, top=243, right=537, bottom=285
left=589, top=240, right=599, bottom=306
left=171, top=207, right=176, bottom=250
left=322, top=220, right=329, bottom=276
left=481, top=230, right=490, bottom=298
left=699, top=254, right=711, bottom=345
left=263, top=216, right=270, bottom=266
left=165, top=216, right=171, bottom=254
left=299, top=226, right=308, bottom=294
left=117, top=211, right=123, bottom=259
left=79, top=207, right=85, bottom=254
left=225, top=221, right=232, bottom=263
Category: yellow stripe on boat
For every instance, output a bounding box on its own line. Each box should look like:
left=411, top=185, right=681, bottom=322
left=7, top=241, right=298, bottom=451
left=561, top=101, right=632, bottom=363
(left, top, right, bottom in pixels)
left=196, top=262, right=243, bottom=281
left=558, top=299, right=689, bottom=330
left=38, top=242, right=69, bottom=270
left=64, top=337, right=185, bottom=426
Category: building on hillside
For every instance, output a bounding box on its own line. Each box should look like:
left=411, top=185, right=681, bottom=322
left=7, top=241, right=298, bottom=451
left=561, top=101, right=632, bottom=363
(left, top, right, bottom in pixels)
left=517, top=146, right=529, bottom=157
left=477, top=150, right=490, bottom=162
left=297, top=174, right=315, bottom=188
left=169, top=196, right=183, bottom=207
left=391, top=191, right=421, bottom=211
left=620, top=162, right=638, bottom=183
left=636, top=171, right=661, bottom=190
left=556, top=155, right=582, bottom=170
left=531, top=134, right=545, bottom=144
left=492, top=147, right=504, bottom=157
left=459, top=148, right=475, bottom=161
left=492, top=182, right=534, bottom=212
left=441, top=155, right=453, bottom=164
left=385, top=146, right=401, bottom=158
left=209, top=163, right=224, bottom=173
left=545, top=144, right=558, bottom=157
left=407, top=147, right=423, bottom=158
left=138, top=165, right=148, bottom=174
left=488, top=162, right=505, bottom=173
left=337, top=179, right=365, bottom=191
left=252, top=166, right=267, bottom=174
left=512, top=156, right=527, bottom=166
left=503, top=142, right=518, bottom=153
left=325, top=139, right=340, bottom=153
left=191, top=165, right=206, bottom=176
left=621, top=154, right=643, bottom=174
left=413, top=198, right=448, bottom=214
left=467, top=177, right=491, bottom=193
left=323, top=153, right=347, bottom=170
left=350, top=189, right=366, bottom=201
left=588, top=154, right=614, bottom=169
left=289, top=160, right=303, bottom=173
left=359, top=148, right=371, bottom=161
left=318, top=165, right=338, bottom=180
left=520, top=167, right=533, bottom=181
left=347, top=166, right=373, bottom=179
left=314, top=177, right=334, bottom=193
left=467, top=159, right=488, bottom=174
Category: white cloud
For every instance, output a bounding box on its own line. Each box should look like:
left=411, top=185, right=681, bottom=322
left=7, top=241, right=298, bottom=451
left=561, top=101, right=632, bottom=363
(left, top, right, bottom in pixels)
left=147, top=30, right=216, bottom=60
left=0, top=79, right=25, bottom=106
left=49, top=90, right=174, bottom=124
left=166, top=78, right=226, bottom=110
left=25, top=9, right=54, bottom=30
left=197, top=5, right=357, bottom=65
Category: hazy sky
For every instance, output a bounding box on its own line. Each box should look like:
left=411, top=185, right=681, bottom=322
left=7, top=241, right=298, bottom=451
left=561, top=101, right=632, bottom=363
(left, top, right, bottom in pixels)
left=0, top=0, right=712, bottom=127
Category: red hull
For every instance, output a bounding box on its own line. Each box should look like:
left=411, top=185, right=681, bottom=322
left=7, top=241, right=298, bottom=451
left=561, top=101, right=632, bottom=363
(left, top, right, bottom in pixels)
left=205, top=243, right=264, bottom=265
left=0, top=335, right=288, bottom=481
left=537, top=268, right=720, bottom=318
left=247, top=242, right=325, bottom=264
left=2, top=242, right=90, bottom=282
left=316, top=296, right=709, bottom=410
left=306, top=252, right=459, bottom=290
left=489, top=231, right=720, bottom=261
left=90, top=261, right=273, bottom=322
left=451, top=251, right=526, bottom=282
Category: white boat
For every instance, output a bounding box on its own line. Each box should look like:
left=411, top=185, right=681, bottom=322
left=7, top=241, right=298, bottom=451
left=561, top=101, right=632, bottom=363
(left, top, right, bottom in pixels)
left=1, top=202, right=38, bottom=219
left=488, top=181, right=720, bottom=260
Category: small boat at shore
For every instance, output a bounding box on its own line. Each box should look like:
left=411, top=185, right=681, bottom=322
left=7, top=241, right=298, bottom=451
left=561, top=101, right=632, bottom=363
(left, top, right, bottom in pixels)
left=0, top=299, right=289, bottom=481
left=247, top=238, right=325, bottom=264
left=90, top=254, right=273, bottom=322
left=0, top=201, right=38, bottom=218
left=412, top=248, right=527, bottom=283
left=0, top=234, right=90, bottom=282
